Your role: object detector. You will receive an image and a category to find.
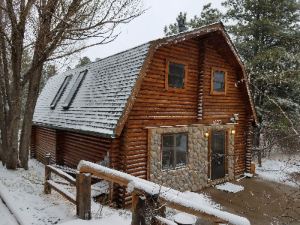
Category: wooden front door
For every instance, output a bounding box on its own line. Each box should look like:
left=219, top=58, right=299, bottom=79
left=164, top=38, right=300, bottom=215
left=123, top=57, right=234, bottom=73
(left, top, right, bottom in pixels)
left=210, top=130, right=226, bottom=180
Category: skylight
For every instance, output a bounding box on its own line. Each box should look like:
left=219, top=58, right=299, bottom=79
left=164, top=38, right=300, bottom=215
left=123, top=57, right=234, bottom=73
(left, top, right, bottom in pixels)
left=62, top=70, right=88, bottom=109
left=50, top=75, right=72, bottom=109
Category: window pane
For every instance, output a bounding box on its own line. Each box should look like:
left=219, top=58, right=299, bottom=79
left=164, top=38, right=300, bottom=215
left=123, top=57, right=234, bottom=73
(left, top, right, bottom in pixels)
left=212, top=131, right=225, bottom=154
left=162, top=135, right=174, bottom=169
left=63, top=70, right=88, bottom=109
left=50, top=75, right=71, bottom=109
left=168, top=62, right=185, bottom=88
left=213, top=70, right=225, bottom=92
left=162, top=147, right=174, bottom=169
left=175, top=134, right=187, bottom=167
left=163, top=135, right=174, bottom=147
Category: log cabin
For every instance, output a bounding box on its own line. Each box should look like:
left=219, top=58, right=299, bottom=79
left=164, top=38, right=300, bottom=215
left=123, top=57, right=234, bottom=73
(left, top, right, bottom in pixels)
left=32, top=22, right=257, bottom=206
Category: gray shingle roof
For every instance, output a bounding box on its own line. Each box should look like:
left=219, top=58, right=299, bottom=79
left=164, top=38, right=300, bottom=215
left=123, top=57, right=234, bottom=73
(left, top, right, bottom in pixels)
left=33, top=43, right=151, bottom=137
left=33, top=22, right=258, bottom=137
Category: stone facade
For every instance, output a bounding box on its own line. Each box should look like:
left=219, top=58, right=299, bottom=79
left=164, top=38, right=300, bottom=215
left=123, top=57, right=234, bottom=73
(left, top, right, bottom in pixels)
left=148, top=124, right=235, bottom=192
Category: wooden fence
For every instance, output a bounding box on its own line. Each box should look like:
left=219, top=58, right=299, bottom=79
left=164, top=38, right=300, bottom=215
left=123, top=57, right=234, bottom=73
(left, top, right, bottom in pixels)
left=44, top=154, right=91, bottom=220
left=44, top=155, right=250, bottom=225
left=78, top=160, right=250, bottom=225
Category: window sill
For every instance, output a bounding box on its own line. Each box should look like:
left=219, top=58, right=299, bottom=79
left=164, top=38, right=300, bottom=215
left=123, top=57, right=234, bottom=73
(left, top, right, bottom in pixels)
left=165, top=87, right=187, bottom=92
left=161, top=165, right=187, bottom=172
left=210, top=91, right=226, bottom=96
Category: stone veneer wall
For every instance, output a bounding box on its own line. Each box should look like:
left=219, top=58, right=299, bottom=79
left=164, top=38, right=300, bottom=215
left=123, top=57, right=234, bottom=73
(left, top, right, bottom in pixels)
left=148, top=124, right=235, bottom=192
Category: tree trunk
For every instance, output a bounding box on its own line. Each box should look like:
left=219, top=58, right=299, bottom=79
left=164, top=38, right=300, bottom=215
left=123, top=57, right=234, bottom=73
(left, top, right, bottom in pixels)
left=0, top=112, right=8, bottom=166
left=5, top=100, right=21, bottom=169
left=19, top=65, right=43, bottom=169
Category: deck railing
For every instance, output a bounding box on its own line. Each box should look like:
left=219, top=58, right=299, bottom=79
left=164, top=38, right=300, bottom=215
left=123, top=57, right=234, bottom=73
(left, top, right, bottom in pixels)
left=43, top=155, right=250, bottom=224
left=78, top=160, right=250, bottom=225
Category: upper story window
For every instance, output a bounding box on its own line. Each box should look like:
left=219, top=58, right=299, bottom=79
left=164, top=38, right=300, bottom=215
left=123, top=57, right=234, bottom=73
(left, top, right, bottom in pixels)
left=211, top=68, right=227, bottom=95
left=166, top=60, right=187, bottom=89
left=162, top=133, right=188, bottom=170
left=50, top=75, right=72, bottom=109
left=63, top=70, right=88, bottom=109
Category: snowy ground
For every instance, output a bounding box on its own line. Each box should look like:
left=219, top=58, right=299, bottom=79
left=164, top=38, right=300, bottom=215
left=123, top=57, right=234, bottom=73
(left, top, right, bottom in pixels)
left=2, top=154, right=296, bottom=225
left=256, top=153, right=300, bottom=187
left=0, top=160, right=132, bottom=225
left=0, top=159, right=220, bottom=225
left=215, top=182, right=244, bottom=193
left=0, top=199, right=18, bottom=225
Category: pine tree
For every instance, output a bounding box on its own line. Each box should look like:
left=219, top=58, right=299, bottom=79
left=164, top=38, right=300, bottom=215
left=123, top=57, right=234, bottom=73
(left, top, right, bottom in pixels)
left=164, top=4, right=222, bottom=36
left=222, top=0, right=300, bottom=153
left=76, top=56, right=92, bottom=68
left=189, top=3, right=222, bottom=28
left=164, top=12, right=188, bottom=36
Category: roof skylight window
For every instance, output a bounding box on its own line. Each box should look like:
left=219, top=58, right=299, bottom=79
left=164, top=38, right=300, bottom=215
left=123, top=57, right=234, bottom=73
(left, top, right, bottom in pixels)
left=62, top=70, right=88, bottom=109
left=50, top=75, right=72, bottom=109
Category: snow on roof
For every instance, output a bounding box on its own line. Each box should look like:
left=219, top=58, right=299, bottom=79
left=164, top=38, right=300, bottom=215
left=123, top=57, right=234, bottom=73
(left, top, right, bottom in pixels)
left=34, top=22, right=256, bottom=136
left=33, top=43, right=151, bottom=137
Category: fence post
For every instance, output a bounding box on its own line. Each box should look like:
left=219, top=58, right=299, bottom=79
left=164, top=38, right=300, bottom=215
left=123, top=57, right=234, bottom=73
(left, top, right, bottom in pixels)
left=44, top=153, right=51, bottom=194
left=131, top=192, right=145, bottom=225
left=76, top=172, right=91, bottom=220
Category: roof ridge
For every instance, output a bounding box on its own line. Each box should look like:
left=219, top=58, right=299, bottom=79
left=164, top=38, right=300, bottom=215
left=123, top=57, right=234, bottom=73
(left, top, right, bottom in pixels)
left=61, top=22, right=224, bottom=76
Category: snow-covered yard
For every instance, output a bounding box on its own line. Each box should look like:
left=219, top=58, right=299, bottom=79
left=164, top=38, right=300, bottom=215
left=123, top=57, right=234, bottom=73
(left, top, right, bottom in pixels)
left=0, top=160, right=132, bottom=225
left=1, top=153, right=298, bottom=225
left=256, top=153, right=300, bottom=187
left=0, top=199, right=18, bottom=225
left=0, top=159, right=220, bottom=225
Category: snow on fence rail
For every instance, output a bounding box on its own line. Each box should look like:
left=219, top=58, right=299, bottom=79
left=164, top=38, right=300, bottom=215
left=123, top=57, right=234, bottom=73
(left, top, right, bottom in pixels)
left=78, top=160, right=250, bottom=225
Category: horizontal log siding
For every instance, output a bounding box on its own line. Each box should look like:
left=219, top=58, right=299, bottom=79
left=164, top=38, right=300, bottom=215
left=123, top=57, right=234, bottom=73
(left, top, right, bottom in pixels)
left=33, top=126, right=56, bottom=164
left=119, top=39, right=201, bottom=206
left=201, top=38, right=252, bottom=175
left=59, top=131, right=112, bottom=168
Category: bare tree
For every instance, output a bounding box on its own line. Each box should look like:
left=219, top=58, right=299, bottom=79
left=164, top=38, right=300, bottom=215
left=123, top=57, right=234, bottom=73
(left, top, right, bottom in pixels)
left=0, top=0, right=143, bottom=169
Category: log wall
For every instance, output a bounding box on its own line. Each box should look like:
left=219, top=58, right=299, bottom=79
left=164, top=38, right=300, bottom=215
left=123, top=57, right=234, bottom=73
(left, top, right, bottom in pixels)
left=201, top=36, right=253, bottom=175
left=33, top=126, right=57, bottom=164
left=31, top=127, right=114, bottom=168
left=118, top=34, right=254, bottom=206
left=58, top=131, right=112, bottom=168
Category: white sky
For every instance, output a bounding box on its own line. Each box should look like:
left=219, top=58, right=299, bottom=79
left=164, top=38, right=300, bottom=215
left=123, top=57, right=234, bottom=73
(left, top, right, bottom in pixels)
left=81, top=0, right=224, bottom=61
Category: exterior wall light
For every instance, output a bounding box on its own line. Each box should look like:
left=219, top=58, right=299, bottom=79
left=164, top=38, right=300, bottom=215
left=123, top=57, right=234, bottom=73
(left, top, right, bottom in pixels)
left=231, top=129, right=236, bottom=135
left=204, top=132, right=209, bottom=138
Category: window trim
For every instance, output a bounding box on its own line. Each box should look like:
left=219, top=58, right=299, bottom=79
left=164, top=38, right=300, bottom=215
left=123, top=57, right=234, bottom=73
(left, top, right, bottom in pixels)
left=208, top=129, right=228, bottom=180
left=62, top=69, right=88, bottom=109
left=161, top=132, right=189, bottom=171
left=165, top=59, right=188, bottom=90
left=210, top=67, right=227, bottom=95
left=50, top=75, right=72, bottom=109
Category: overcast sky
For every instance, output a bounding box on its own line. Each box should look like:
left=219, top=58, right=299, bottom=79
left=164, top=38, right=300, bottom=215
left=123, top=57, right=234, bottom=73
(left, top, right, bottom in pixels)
left=81, top=0, right=224, bottom=61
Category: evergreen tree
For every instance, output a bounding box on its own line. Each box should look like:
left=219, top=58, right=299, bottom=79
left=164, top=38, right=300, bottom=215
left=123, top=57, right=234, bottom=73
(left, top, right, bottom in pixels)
left=164, top=4, right=222, bottom=36
left=222, top=0, right=300, bottom=153
left=164, top=12, right=188, bottom=36
left=76, top=56, right=92, bottom=68
left=189, top=3, right=222, bottom=28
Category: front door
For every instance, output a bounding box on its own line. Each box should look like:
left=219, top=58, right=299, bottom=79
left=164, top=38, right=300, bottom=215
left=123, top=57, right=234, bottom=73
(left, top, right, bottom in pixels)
left=210, top=130, right=226, bottom=180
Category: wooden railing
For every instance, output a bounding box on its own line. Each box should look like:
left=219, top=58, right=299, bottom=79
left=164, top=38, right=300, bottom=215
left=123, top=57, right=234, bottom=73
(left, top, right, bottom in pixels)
left=44, top=156, right=250, bottom=224
left=44, top=154, right=91, bottom=220
left=78, top=160, right=250, bottom=225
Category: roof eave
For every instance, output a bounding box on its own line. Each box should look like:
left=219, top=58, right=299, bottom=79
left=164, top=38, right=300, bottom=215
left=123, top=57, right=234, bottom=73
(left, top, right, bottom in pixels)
left=32, top=122, right=116, bottom=138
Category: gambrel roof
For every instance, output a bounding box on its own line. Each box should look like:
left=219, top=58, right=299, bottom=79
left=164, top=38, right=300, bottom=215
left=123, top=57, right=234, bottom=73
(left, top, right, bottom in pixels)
left=33, top=22, right=257, bottom=137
